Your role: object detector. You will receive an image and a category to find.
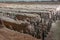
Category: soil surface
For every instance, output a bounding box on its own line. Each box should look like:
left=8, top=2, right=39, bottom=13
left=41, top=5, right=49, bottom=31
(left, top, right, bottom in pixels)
left=45, top=20, right=60, bottom=40
left=0, top=26, right=40, bottom=40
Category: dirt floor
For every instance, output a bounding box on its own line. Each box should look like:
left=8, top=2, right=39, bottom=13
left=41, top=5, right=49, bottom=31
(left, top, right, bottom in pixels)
left=0, top=2, right=60, bottom=10
left=45, top=20, right=60, bottom=40
left=0, top=26, right=40, bottom=40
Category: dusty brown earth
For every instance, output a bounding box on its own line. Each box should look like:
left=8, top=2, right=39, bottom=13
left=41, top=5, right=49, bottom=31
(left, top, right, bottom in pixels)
left=0, top=2, right=59, bottom=10
left=0, top=26, right=40, bottom=40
